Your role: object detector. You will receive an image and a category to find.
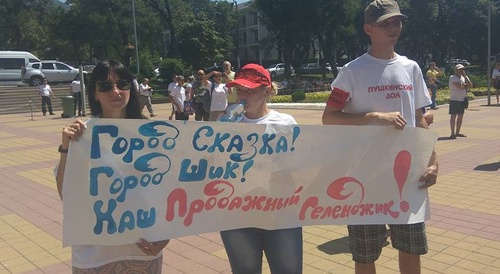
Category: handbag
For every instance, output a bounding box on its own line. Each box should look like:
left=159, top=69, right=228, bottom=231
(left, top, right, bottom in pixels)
left=183, top=100, right=194, bottom=115
left=463, top=96, right=469, bottom=109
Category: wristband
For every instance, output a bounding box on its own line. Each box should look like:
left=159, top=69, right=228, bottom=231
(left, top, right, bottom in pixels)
left=58, top=145, right=69, bottom=153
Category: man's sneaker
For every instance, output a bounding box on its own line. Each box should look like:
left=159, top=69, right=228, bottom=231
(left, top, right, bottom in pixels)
left=50, top=112, right=56, bottom=115
left=150, top=114, right=157, bottom=117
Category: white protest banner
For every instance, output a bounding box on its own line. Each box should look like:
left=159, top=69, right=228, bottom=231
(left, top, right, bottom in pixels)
left=62, top=119, right=438, bottom=246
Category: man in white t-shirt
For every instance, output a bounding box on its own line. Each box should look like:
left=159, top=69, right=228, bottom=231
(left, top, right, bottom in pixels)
left=139, top=78, right=156, bottom=117
left=448, top=64, right=473, bottom=139
left=38, top=78, right=56, bottom=116
left=168, top=76, right=188, bottom=120
left=70, top=77, right=82, bottom=116
left=167, top=74, right=178, bottom=120
left=322, top=1, right=438, bottom=273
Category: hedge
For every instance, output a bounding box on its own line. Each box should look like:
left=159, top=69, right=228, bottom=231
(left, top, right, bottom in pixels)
left=270, top=88, right=487, bottom=105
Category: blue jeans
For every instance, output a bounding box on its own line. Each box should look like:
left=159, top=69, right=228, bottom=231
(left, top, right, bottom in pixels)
left=220, top=227, right=303, bottom=274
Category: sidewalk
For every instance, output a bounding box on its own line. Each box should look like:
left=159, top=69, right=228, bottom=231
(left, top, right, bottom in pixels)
left=0, top=99, right=499, bottom=273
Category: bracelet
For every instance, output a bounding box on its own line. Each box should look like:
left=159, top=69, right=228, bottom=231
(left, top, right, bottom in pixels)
left=58, top=145, right=69, bottom=153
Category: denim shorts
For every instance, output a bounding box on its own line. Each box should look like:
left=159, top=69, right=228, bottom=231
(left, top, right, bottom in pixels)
left=348, top=223, right=428, bottom=264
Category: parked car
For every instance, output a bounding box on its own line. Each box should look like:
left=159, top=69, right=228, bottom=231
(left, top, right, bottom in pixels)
left=266, top=63, right=294, bottom=78
left=22, top=60, right=83, bottom=86
left=297, top=63, right=332, bottom=75
left=444, top=58, right=471, bottom=72
left=0, top=51, right=40, bottom=84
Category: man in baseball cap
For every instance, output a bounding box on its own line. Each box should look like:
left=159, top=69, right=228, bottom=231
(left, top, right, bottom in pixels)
left=364, top=0, right=406, bottom=24
left=323, top=0, right=437, bottom=273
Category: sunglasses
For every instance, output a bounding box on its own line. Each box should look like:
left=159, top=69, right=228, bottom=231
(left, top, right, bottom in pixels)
left=96, top=80, right=131, bottom=92
left=235, top=69, right=270, bottom=85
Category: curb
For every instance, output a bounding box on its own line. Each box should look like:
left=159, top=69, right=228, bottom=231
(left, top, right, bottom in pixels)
left=268, top=97, right=492, bottom=111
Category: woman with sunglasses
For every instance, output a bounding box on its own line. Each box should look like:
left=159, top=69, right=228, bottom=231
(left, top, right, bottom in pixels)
left=55, top=60, right=169, bottom=273
left=202, top=70, right=230, bottom=121
left=221, top=63, right=303, bottom=274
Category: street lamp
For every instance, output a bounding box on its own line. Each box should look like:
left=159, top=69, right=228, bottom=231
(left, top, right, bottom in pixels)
left=132, top=0, right=140, bottom=75
left=487, top=0, right=500, bottom=106
left=232, top=0, right=240, bottom=69
left=163, top=30, right=170, bottom=57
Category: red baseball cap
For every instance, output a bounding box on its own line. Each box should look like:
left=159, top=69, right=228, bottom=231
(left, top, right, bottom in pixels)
left=226, top=63, right=271, bottom=89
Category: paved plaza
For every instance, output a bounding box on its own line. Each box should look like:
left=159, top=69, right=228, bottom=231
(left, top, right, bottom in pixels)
left=0, top=99, right=499, bottom=273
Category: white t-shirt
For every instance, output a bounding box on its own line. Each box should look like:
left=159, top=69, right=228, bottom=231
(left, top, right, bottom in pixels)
left=72, top=244, right=161, bottom=268
left=492, top=68, right=500, bottom=80
left=38, top=84, right=52, bottom=97
left=448, top=74, right=467, bottom=102
left=206, top=81, right=228, bottom=112
left=71, top=80, right=81, bottom=93
left=170, top=84, right=186, bottom=111
left=167, top=82, right=177, bottom=93
left=329, top=53, right=431, bottom=127
left=241, top=109, right=297, bottom=125
left=139, top=83, right=152, bottom=97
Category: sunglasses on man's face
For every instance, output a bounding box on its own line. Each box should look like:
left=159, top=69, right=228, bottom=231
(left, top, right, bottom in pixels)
left=96, top=80, right=131, bottom=92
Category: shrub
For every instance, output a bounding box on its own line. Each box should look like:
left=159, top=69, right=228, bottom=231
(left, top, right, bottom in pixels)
left=291, top=90, right=306, bottom=102
left=270, top=95, right=292, bottom=103
left=158, top=58, right=190, bottom=80
left=304, top=92, right=329, bottom=103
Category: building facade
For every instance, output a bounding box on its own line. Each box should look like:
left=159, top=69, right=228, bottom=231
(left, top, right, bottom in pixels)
left=234, top=1, right=279, bottom=68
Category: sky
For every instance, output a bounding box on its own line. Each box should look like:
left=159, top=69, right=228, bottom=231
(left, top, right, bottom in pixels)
left=58, top=0, right=249, bottom=3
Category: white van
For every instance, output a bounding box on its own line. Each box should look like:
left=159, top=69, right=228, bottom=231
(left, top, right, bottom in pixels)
left=0, top=51, right=41, bottom=83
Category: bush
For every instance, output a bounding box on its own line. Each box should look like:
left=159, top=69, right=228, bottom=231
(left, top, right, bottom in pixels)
left=271, top=95, right=292, bottom=103
left=468, top=74, right=488, bottom=87
left=270, top=91, right=329, bottom=103
left=304, top=92, right=329, bottom=103
left=435, top=88, right=477, bottom=106
left=158, top=58, right=190, bottom=80
left=291, top=90, right=306, bottom=102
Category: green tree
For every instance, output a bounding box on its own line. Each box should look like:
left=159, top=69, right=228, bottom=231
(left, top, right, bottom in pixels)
left=254, top=0, right=318, bottom=78
left=0, top=0, right=55, bottom=56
